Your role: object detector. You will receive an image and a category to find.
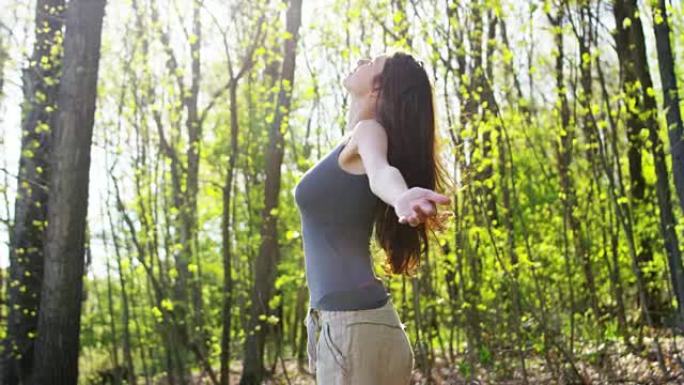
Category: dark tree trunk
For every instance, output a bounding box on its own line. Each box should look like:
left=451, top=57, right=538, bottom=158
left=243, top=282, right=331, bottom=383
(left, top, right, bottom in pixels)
left=28, top=0, right=106, bottom=384
left=0, top=35, right=6, bottom=97
left=104, top=255, right=120, bottom=369
left=462, top=0, right=484, bottom=361
left=220, top=49, right=262, bottom=385
left=651, top=0, right=684, bottom=326
left=612, top=0, right=676, bottom=326
left=547, top=4, right=579, bottom=358
left=146, top=4, right=193, bottom=378
left=478, top=8, right=498, bottom=224
left=220, top=80, right=239, bottom=385
left=565, top=0, right=601, bottom=323
left=132, top=1, right=184, bottom=381
left=106, top=207, right=136, bottom=385
left=239, top=0, right=302, bottom=383
left=1, top=1, right=64, bottom=384
left=182, top=1, right=207, bottom=358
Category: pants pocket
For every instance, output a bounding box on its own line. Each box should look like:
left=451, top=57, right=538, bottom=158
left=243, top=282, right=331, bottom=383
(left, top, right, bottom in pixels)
left=322, top=321, right=350, bottom=374
left=345, top=320, right=414, bottom=384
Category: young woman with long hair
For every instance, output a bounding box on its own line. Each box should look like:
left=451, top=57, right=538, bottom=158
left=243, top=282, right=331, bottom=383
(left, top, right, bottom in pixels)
left=294, top=50, right=451, bottom=384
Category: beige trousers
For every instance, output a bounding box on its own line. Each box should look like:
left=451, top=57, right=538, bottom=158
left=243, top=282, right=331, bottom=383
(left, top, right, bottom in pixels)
left=304, top=298, right=414, bottom=385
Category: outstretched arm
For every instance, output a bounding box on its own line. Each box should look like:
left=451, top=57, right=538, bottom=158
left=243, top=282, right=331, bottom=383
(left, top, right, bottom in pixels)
left=351, top=119, right=450, bottom=227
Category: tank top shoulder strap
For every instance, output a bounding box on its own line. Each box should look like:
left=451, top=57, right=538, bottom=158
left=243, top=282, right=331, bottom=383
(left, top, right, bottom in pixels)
left=339, top=131, right=353, bottom=147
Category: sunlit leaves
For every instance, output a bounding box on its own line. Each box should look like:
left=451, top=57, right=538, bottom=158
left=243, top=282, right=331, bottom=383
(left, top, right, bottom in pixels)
left=188, top=263, right=198, bottom=274
left=161, top=298, right=174, bottom=311
left=151, top=306, right=163, bottom=321
left=284, top=229, right=299, bottom=240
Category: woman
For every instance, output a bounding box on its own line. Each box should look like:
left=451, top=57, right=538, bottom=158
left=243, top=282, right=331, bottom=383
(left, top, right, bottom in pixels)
left=293, top=50, right=451, bottom=385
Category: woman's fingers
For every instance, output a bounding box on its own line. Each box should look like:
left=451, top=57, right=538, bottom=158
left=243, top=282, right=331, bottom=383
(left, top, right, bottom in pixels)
left=399, top=212, right=420, bottom=227
left=428, top=191, right=451, bottom=205
left=411, top=202, right=428, bottom=223
left=418, top=200, right=436, bottom=216
left=397, top=189, right=450, bottom=226
left=408, top=215, right=420, bottom=227
left=398, top=215, right=414, bottom=224
left=417, top=189, right=450, bottom=204
left=407, top=200, right=438, bottom=226
left=398, top=215, right=412, bottom=225
left=413, top=199, right=437, bottom=218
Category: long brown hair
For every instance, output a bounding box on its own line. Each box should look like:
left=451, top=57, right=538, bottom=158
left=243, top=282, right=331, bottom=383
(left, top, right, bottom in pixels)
left=371, top=51, right=452, bottom=276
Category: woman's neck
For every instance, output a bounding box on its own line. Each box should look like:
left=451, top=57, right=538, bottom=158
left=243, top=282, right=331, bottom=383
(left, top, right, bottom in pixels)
left=346, top=94, right=375, bottom=134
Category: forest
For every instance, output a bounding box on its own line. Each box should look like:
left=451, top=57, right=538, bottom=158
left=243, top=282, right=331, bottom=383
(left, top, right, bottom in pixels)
left=0, top=0, right=684, bottom=384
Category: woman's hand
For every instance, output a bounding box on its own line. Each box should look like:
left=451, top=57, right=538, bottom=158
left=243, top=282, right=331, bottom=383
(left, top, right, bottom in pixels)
left=394, top=187, right=451, bottom=227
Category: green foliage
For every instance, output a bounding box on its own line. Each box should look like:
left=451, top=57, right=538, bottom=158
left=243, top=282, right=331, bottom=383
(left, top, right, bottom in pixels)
left=2, top=0, right=681, bottom=382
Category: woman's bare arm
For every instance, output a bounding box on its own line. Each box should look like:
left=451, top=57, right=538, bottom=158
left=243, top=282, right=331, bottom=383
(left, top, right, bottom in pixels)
left=351, top=119, right=450, bottom=226
left=352, top=120, right=407, bottom=207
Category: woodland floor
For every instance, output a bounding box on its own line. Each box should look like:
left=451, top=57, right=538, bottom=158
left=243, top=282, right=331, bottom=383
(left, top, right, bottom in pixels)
left=174, top=332, right=684, bottom=384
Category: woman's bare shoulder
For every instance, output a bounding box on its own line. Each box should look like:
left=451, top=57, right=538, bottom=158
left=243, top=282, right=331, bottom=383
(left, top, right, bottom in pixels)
left=353, top=119, right=388, bottom=148
left=355, top=118, right=384, bottom=131
left=339, top=120, right=388, bottom=168
left=350, top=119, right=386, bottom=145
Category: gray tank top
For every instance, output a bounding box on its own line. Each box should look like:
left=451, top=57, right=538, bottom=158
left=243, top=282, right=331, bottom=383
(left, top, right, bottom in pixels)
left=294, top=138, right=391, bottom=310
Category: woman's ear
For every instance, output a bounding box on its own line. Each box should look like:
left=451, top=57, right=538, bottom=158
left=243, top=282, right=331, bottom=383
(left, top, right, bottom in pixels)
left=369, top=85, right=381, bottom=100
left=369, top=89, right=378, bottom=100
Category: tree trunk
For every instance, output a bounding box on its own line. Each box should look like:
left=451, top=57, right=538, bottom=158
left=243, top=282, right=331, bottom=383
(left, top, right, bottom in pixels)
left=104, top=255, right=120, bottom=370
left=612, top=0, right=673, bottom=326
left=219, top=81, right=238, bottom=385
left=106, top=206, right=136, bottom=385
left=240, top=0, right=302, bottom=383
left=1, top=1, right=64, bottom=384
left=0, top=35, right=6, bottom=97
left=566, top=0, right=601, bottom=323
left=28, top=0, right=106, bottom=383
left=651, top=0, right=684, bottom=326
left=182, top=0, right=207, bottom=358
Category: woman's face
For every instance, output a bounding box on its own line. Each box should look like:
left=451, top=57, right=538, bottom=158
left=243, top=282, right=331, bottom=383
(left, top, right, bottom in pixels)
left=343, top=54, right=387, bottom=96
